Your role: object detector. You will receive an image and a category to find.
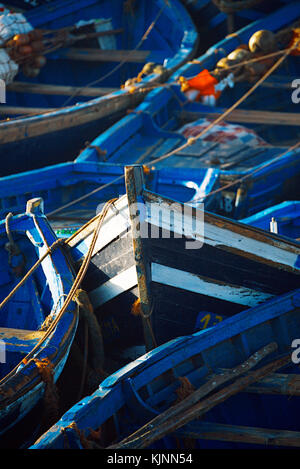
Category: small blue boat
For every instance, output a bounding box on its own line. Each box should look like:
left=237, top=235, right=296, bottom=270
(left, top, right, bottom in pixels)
left=66, top=165, right=300, bottom=351
left=0, top=198, right=78, bottom=442
left=0, top=0, right=198, bottom=176
left=242, top=201, right=300, bottom=240
left=31, top=286, right=300, bottom=449
left=76, top=1, right=300, bottom=220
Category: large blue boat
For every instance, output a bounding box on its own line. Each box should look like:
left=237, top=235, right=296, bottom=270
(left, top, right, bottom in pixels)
left=0, top=0, right=198, bottom=176
left=31, top=286, right=300, bottom=449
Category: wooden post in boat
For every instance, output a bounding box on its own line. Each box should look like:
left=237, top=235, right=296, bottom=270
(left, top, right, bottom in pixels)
left=124, top=165, right=157, bottom=352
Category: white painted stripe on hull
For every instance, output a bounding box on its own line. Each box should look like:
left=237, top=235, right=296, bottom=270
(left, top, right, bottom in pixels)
left=151, top=263, right=273, bottom=307
left=89, top=265, right=138, bottom=308
left=88, top=262, right=273, bottom=309
left=144, top=199, right=300, bottom=271
left=70, top=193, right=300, bottom=274
left=68, top=195, right=130, bottom=257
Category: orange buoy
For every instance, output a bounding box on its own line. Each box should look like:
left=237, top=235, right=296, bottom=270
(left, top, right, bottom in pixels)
left=180, top=69, right=221, bottom=101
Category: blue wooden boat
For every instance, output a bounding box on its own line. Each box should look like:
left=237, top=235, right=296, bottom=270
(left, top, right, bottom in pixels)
left=31, top=286, right=300, bottom=449
left=66, top=165, right=300, bottom=353
left=0, top=197, right=78, bottom=443
left=241, top=201, right=300, bottom=240
left=76, top=1, right=300, bottom=220
left=0, top=0, right=198, bottom=176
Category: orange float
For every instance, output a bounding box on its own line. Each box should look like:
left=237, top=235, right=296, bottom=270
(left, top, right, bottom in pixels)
left=179, top=69, right=221, bottom=101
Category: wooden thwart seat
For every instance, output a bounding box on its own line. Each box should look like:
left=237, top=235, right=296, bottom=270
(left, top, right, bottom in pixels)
left=0, top=327, right=46, bottom=354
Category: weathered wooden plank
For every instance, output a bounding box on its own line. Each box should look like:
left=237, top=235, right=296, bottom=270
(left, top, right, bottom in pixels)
left=246, top=372, right=300, bottom=396
left=65, top=48, right=151, bottom=63
left=176, top=421, right=300, bottom=447
left=7, top=81, right=118, bottom=97
left=179, top=109, right=300, bottom=127
left=0, top=87, right=149, bottom=144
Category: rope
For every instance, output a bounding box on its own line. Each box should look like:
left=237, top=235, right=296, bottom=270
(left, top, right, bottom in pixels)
left=33, top=357, right=60, bottom=428
left=76, top=320, right=89, bottom=402
left=73, top=288, right=106, bottom=381
left=147, top=34, right=300, bottom=168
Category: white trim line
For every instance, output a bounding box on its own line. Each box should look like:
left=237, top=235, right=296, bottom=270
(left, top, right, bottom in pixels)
left=152, top=263, right=273, bottom=307
left=89, top=265, right=138, bottom=308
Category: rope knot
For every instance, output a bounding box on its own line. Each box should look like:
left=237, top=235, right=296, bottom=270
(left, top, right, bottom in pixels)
left=187, top=137, right=197, bottom=146
left=73, top=288, right=93, bottom=315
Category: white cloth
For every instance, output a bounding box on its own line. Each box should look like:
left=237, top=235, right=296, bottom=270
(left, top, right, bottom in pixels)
left=0, top=48, right=18, bottom=84
left=0, top=10, right=33, bottom=83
